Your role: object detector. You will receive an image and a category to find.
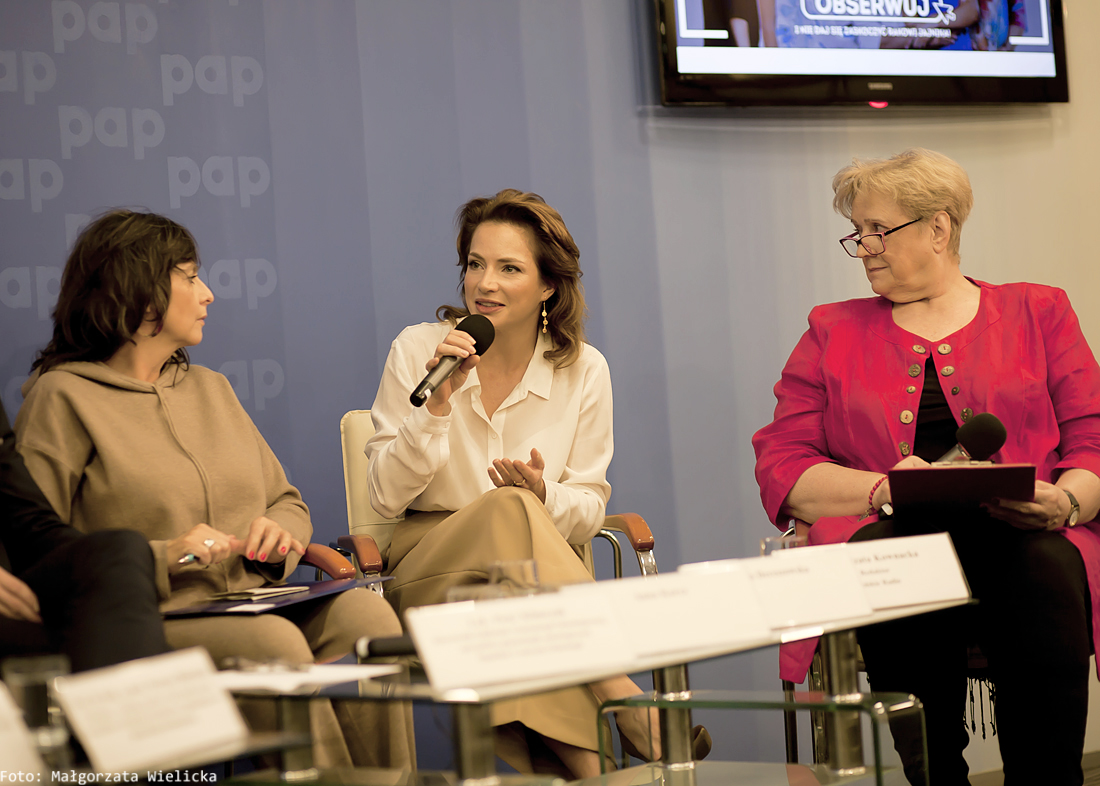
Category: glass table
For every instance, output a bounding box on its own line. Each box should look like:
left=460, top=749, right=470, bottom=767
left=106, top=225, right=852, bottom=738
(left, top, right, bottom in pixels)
left=225, top=673, right=924, bottom=786
left=597, top=689, right=925, bottom=786
left=572, top=760, right=912, bottom=786
left=226, top=594, right=961, bottom=785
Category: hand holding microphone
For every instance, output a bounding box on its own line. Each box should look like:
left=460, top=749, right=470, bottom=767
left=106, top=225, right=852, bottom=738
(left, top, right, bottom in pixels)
left=935, top=412, right=1007, bottom=462
left=874, top=412, right=1008, bottom=513
left=412, top=314, right=495, bottom=414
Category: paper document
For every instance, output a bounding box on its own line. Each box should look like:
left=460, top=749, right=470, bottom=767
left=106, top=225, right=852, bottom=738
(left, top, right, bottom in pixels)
left=208, top=585, right=310, bottom=601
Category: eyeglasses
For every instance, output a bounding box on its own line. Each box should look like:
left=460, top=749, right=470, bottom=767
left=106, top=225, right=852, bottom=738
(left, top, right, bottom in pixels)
left=839, top=218, right=921, bottom=258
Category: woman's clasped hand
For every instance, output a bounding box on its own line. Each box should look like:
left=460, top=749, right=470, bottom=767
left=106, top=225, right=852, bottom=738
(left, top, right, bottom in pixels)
left=166, top=518, right=306, bottom=572
left=488, top=449, right=546, bottom=501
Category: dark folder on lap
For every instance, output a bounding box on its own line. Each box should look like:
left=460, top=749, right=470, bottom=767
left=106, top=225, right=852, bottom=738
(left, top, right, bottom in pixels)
left=889, top=463, right=1036, bottom=507
left=162, top=577, right=388, bottom=617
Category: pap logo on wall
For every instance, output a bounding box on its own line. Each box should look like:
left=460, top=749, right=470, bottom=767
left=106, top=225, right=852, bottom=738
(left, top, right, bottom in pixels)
left=59, top=106, right=165, bottom=160
left=0, top=266, right=63, bottom=320
left=167, top=156, right=271, bottom=208
left=156, top=0, right=240, bottom=5
left=52, top=1, right=158, bottom=55
left=200, top=258, right=278, bottom=310
left=161, top=54, right=263, bottom=107
left=0, top=51, right=57, bottom=105
left=220, top=359, right=285, bottom=412
left=0, top=159, right=64, bottom=213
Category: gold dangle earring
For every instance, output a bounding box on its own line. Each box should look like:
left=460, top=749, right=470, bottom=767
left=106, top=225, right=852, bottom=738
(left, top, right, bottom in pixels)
left=541, top=302, right=548, bottom=334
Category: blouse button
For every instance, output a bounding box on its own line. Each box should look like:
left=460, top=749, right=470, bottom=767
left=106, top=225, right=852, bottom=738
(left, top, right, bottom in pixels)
left=900, top=410, right=914, bottom=424
left=489, top=433, right=498, bottom=440
left=906, top=385, right=916, bottom=394
left=908, top=364, right=921, bottom=377
left=961, top=408, right=973, bottom=421
left=937, top=343, right=952, bottom=355
left=912, top=344, right=927, bottom=354
left=951, top=386, right=960, bottom=395
left=899, top=441, right=911, bottom=456
left=941, top=365, right=955, bottom=376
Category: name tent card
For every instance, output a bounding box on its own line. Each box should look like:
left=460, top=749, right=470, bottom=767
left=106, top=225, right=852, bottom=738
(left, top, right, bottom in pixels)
left=406, top=591, right=629, bottom=694
left=51, top=647, right=248, bottom=773
left=407, top=537, right=972, bottom=699
left=844, top=532, right=970, bottom=609
left=738, top=547, right=873, bottom=630
left=570, top=567, right=772, bottom=658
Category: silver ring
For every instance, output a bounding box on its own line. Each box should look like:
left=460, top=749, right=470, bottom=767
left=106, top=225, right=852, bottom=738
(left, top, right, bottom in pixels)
left=203, top=538, right=217, bottom=547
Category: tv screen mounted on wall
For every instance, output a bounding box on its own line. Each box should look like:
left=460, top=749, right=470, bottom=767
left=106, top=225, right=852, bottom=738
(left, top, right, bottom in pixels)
left=654, top=0, right=1069, bottom=106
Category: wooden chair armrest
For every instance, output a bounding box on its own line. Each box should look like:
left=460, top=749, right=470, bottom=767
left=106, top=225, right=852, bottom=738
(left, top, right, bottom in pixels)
left=301, top=543, right=356, bottom=579
left=601, top=513, right=654, bottom=552
left=336, top=534, right=384, bottom=574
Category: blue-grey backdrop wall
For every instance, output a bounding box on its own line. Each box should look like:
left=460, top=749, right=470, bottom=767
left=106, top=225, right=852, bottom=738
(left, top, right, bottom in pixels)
left=4, top=0, right=1100, bottom=772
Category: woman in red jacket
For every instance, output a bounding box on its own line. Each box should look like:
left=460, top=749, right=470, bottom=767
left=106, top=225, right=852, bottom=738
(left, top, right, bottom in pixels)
left=754, top=148, right=1100, bottom=786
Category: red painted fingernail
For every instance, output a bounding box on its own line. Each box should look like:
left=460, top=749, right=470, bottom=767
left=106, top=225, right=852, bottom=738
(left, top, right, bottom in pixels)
left=248, top=551, right=254, bottom=560
left=280, top=546, right=287, bottom=554
left=259, top=553, right=266, bottom=561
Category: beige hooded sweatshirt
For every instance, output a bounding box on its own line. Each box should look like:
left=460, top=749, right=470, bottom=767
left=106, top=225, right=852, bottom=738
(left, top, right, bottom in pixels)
left=15, top=361, right=310, bottom=611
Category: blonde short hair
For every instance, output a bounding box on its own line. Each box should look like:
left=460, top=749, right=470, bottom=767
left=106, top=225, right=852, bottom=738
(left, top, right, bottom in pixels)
left=832, top=148, right=973, bottom=258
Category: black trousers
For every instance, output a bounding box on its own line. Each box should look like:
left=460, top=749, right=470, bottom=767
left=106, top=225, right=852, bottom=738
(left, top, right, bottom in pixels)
left=1, top=529, right=169, bottom=672
left=852, top=511, right=1091, bottom=786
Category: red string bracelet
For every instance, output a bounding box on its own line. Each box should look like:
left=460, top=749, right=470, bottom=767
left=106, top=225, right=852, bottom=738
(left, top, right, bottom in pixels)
left=868, top=475, right=888, bottom=512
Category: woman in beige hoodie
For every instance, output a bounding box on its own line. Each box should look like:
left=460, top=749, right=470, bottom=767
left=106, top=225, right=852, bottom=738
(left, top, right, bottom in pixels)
left=14, top=209, right=413, bottom=770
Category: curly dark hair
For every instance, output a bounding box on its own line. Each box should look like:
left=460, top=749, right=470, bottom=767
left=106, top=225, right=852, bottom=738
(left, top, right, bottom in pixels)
left=32, top=209, right=201, bottom=375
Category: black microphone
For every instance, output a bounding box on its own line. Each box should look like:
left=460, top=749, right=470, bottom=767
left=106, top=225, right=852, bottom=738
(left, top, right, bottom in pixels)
left=936, top=412, right=1007, bottom=462
left=410, top=314, right=495, bottom=407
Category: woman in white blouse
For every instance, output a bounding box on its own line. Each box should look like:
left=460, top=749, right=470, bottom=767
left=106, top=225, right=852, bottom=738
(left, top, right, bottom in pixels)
left=367, top=189, right=686, bottom=778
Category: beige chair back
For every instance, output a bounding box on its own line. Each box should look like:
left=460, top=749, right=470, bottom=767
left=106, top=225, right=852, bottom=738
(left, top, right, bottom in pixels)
left=340, top=409, right=403, bottom=557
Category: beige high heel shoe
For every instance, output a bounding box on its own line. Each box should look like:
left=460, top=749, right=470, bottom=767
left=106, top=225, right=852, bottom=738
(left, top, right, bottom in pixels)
left=616, top=708, right=713, bottom=763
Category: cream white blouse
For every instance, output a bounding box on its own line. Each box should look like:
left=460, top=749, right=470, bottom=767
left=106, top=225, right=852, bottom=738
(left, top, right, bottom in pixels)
left=366, top=321, right=613, bottom=544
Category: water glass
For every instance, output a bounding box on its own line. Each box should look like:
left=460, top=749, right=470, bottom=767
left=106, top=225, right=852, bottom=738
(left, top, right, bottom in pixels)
left=2, top=654, right=71, bottom=769
left=760, top=534, right=808, bottom=556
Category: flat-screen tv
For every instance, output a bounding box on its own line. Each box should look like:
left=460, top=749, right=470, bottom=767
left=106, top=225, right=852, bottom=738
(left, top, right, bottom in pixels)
left=654, top=0, right=1069, bottom=106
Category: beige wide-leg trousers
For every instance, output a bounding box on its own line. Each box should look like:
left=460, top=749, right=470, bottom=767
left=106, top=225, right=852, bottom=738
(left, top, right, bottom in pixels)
left=164, top=587, right=415, bottom=769
left=386, top=486, right=608, bottom=770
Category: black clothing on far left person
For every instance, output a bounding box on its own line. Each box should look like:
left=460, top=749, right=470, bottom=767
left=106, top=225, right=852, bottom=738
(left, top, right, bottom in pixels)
left=0, top=400, right=169, bottom=671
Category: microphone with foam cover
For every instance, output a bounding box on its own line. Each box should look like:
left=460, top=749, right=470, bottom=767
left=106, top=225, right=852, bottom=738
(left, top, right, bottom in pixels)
left=937, top=412, right=1007, bottom=462
left=410, top=314, right=495, bottom=407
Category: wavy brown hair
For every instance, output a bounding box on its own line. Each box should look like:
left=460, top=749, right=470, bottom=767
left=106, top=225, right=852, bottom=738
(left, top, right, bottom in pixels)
left=32, top=209, right=201, bottom=375
left=437, top=189, right=587, bottom=368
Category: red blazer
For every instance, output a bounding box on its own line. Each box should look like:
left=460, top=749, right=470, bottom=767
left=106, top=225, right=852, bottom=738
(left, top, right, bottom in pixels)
left=753, top=279, right=1100, bottom=681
